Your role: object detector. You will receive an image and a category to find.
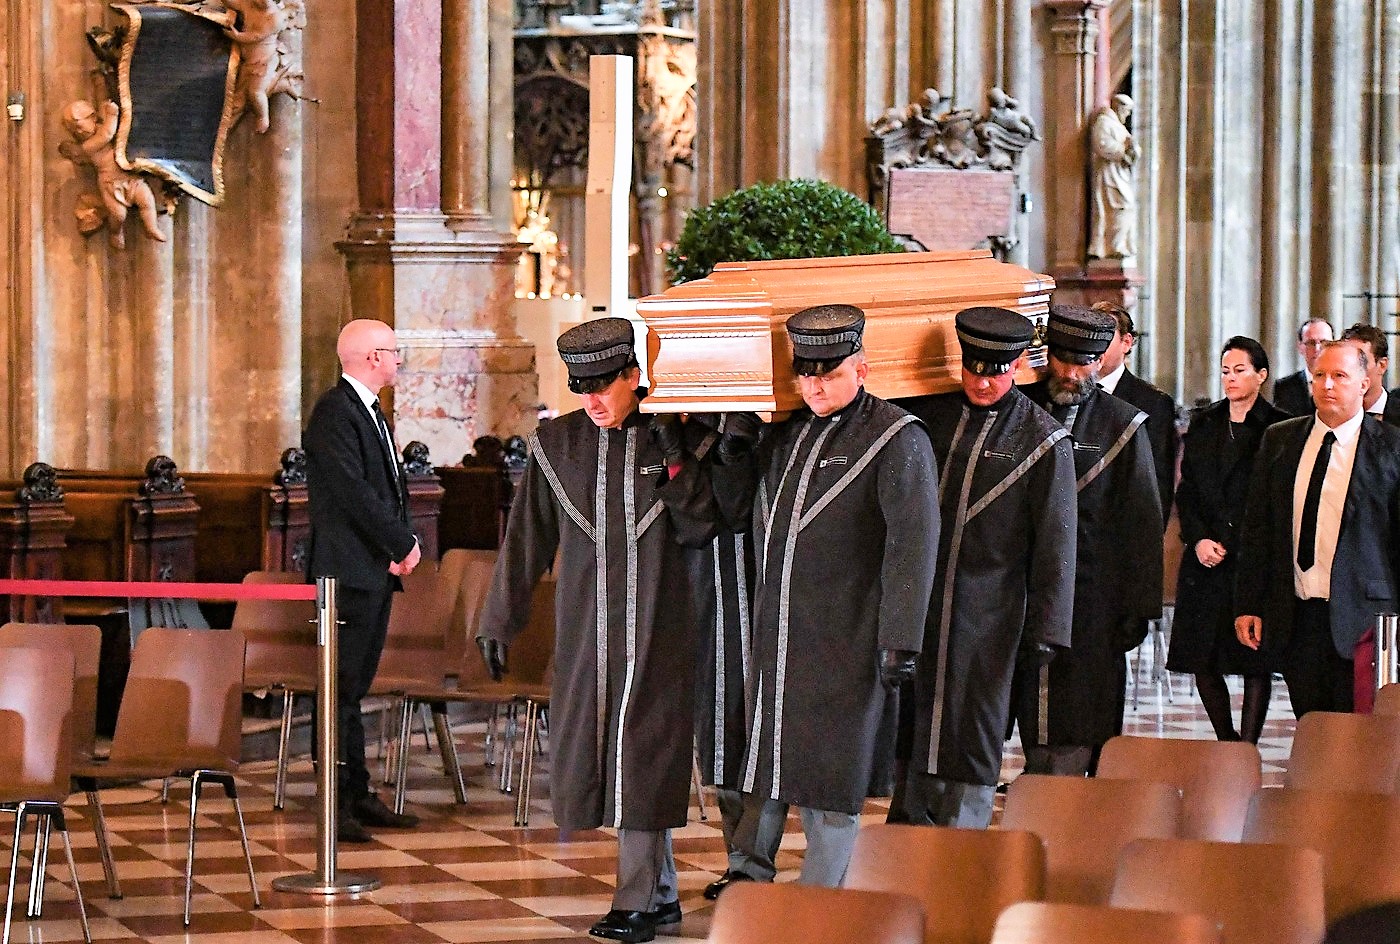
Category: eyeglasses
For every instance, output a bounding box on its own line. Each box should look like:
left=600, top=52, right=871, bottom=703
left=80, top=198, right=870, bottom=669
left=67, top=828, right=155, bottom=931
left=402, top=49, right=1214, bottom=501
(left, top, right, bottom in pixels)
left=371, top=347, right=404, bottom=360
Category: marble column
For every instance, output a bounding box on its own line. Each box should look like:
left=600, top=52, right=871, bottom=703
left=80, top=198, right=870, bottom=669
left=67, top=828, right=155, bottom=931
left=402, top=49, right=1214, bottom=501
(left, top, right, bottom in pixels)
left=340, top=0, right=533, bottom=466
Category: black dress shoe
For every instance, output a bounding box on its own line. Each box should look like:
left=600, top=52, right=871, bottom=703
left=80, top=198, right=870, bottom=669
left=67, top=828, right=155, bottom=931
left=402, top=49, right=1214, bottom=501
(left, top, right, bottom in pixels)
left=702, top=870, right=754, bottom=901
left=353, top=793, right=420, bottom=829
left=336, top=813, right=373, bottom=844
left=649, top=900, right=682, bottom=926
left=589, top=909, right=656, bottom=943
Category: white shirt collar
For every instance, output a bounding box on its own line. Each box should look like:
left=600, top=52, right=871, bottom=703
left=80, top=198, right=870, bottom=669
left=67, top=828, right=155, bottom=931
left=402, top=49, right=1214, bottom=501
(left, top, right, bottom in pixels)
left=1098, top=362, right=1126, bottom=395
left=342, top=373, right=380, bottom=412
left=1311, top=405, right=1364, bottom=447
left=1370, top=387, right=1389, bottom=418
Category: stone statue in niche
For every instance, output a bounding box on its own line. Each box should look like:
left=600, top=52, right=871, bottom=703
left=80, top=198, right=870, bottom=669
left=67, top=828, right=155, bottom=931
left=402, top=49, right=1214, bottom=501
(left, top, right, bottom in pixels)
left=1088, top=93, right=1139, bottom=262
left=59, top=99, right=166, bottom=249
left=223, top=0, right=307, bottom=133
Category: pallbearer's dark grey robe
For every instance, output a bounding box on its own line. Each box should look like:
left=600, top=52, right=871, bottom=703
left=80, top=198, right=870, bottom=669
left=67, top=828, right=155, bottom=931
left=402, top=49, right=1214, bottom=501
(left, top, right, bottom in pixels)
left=686, top=423, right=755, bottom=791
left=478, top=409, right=717, bottom=831
left=1023, top=382, right=1164, bottom=747
left=716, top=390, right=939, bottom=814
left=897, top=388, right=1077, bottom=786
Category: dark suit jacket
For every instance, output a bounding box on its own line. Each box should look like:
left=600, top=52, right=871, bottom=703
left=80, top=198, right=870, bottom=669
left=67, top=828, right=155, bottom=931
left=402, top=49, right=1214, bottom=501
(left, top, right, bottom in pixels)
left=304, top=378, right=417, bottom=592
left=1370, top=389, right=1400, bottom=427
left=1111, top=369, right=1178, bottom=522
left=1234, top=413, right=1400, bottom=658
left=1272, top=370, right=1313, bottom=417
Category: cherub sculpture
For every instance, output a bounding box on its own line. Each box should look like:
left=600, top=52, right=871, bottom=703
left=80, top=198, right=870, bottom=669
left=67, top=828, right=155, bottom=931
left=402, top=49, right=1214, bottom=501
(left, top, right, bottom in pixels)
left=59, top=99, right=166, bottom=249
left=979, top=86, right=1040, bottom=171
left=224, top=0, right=306, bottom=133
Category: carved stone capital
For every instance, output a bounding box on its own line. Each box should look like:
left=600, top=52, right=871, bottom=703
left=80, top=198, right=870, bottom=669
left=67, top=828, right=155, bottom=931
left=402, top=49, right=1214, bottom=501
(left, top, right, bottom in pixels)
left=1044, top=0, right=1103, bottom=56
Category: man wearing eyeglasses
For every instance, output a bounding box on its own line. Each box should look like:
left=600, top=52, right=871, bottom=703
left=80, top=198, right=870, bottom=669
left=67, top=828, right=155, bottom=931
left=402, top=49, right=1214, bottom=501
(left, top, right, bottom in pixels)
left=1274, top=318, right=1334, bottom=416
left=304, top=318, right=422, bottom=843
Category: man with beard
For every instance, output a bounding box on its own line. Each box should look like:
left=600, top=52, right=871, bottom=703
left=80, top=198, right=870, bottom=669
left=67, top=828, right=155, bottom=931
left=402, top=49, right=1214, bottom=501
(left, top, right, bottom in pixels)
left=1019, top=304, right=1162, bottom=775
left=895, top=307, right=1077, bottom=826
left=476, top=318, right=717, bottom=944
left=709, top=304, right=939, bottom=889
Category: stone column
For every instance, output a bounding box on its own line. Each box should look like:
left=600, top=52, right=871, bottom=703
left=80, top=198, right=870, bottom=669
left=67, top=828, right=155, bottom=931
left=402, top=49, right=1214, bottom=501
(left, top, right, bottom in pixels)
left=340, top=0, right=534, bottom=465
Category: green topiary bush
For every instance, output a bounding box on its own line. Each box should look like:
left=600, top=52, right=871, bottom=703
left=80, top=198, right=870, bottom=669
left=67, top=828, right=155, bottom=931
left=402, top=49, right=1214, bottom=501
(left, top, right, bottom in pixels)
left=664, top=178, right=906, bottom=284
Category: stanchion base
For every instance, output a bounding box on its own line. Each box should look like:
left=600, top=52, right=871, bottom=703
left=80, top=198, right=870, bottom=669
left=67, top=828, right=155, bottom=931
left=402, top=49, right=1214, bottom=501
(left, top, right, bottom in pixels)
left=272, top=872, right=382, bottom=896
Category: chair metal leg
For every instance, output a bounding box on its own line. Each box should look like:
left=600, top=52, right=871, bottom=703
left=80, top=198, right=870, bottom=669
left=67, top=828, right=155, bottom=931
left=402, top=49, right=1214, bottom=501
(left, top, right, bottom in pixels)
left=55, top=814, right=92, bottom=944
left=27, top=813, right=50, bottom=917
left=274, top=688, right=294, bottom=810
left=484, top=704, right=499, bottom=768
left=691, top=750, right=709, bottom=822
left=84, top=790, right=121, bottom=899
left=221, top=777, right=261, bottom=910
left=184, top=773, right=201, bottom=926
left=418, top=703, right=433, bottom=750
left=499, top=703, right=518, bottom=794
left=431, top=707, right=469, bottom=806
left=380, top=698, right=397, bottom=785
left=393, top=697, right=414, bottom=815
left=5, top=804, right=28, bottom=944
left=515, top=700, right=538, bottom=827
left=161, top=778, right=171, bottom=804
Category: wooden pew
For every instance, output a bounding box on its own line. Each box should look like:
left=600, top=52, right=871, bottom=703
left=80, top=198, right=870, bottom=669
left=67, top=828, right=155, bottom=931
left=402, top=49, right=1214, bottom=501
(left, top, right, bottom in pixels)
left=437, top=435, right=526, bottom=551
left=0, top=463, right=74, bottom=624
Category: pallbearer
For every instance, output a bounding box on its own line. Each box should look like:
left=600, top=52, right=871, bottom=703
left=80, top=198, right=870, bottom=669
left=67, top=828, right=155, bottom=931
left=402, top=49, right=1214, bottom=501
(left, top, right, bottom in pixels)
left=1020, top=305, right=1163, bottom=775
left=711, top=304, right=939, bottom=888
left=897, top=307, right=1077, bottom=826
left=476, top=318, right=717, bottom=944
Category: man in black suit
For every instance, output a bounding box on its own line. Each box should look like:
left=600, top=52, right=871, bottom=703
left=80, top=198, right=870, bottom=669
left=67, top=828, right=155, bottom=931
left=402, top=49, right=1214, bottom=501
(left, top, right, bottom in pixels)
left=305, top=318, right=423, bottom=842
left=1272, top=317, right=1334, bottom=416
left=1234, top=341, right=1400, bottom=716
left=1092, top=301, right=1178, bottom=521
left=1340, top=323, right=1400, bottom=426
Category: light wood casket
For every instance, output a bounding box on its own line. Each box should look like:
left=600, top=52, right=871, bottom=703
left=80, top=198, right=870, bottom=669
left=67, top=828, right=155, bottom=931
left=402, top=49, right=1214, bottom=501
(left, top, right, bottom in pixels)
left=636, top=250, right=1054, bottom=414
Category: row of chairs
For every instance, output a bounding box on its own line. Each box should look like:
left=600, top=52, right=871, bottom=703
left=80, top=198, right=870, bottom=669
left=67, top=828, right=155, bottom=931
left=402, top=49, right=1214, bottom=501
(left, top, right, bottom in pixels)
left=0, top=625, right=259, bottom=944
left=237, top=550, right=554, bottom=820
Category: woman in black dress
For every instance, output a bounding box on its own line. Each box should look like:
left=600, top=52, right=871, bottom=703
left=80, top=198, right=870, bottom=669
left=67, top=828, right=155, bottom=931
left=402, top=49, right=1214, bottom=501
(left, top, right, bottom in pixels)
left=1167, top=336, right=1290, bottom=742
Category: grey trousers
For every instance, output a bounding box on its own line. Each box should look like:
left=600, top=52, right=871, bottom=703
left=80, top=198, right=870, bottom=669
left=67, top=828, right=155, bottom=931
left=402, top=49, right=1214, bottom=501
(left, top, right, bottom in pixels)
left=614, top=829, right=677, bottom=912
left=796, top=807, right=860, bottom=887
left=714, top=786, right=745, bottom=853
left=727, top=793, right=788, bottom=881
left=902, top=771, right=995, bottom=828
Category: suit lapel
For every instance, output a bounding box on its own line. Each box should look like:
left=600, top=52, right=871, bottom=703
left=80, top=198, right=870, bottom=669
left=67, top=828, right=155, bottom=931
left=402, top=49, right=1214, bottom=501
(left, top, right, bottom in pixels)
left=339, top=380, right=402, bottom=499
left=1340, top=418, right=1383, bottom=539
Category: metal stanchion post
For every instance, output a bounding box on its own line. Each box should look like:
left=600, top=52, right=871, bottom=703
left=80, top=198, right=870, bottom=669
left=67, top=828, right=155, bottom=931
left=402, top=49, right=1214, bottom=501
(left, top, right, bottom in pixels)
left=1377, top=613, right=1400, bottom=694
left=273, top=577, right=381, bottom=895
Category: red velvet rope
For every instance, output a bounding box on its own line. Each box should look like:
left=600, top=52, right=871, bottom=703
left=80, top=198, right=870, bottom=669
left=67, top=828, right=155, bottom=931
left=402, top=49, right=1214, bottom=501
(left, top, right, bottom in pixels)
left=0, top=578, right=317, bottom=601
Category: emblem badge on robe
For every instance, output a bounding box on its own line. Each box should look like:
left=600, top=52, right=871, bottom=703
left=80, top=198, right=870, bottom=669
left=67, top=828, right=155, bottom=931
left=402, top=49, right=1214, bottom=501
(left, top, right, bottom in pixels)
left=111, top=3, right=239, bottom=206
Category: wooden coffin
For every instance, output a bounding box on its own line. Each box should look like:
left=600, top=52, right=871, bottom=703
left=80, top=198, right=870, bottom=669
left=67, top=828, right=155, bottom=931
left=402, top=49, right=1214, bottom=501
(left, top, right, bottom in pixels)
left=636, top=249, right=1054, bottom=414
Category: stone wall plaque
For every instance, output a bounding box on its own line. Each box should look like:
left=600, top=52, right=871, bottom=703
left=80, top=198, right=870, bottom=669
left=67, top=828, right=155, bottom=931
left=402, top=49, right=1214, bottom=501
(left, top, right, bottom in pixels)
left=885, top=167, right=1015, bottom=252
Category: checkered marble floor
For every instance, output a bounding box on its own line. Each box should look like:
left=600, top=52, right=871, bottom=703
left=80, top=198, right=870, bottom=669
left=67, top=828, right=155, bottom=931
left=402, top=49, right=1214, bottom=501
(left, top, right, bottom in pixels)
left=6, top=657, right=1295, bottom=944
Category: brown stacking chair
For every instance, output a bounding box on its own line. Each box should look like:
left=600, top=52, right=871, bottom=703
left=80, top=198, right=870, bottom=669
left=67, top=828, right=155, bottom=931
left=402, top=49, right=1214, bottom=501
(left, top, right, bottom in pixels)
left=232, top=571, right=317, bottom=810
left=1286, top=711, right=1400, bottom=794
left=1096, top=735, right=1262, bottom=840
left=845, top=823, right=1045, bottom=944
left=1001, top=774, right=1180, bottom=905
left=73, top=627, right=259, bottom=926
left=991, top=901, right=1221, bottom=944
left=1243, top=787, right=1400, bottom=922
left=1376, top=683, right=1400, bottom=716
left=708, top=881, right=925, bottom=944
left=0, top=647, right=91, bottom=944
left=1110, top=837, right=1325, bottom=944
left=0, top=623, right=112, bottom=903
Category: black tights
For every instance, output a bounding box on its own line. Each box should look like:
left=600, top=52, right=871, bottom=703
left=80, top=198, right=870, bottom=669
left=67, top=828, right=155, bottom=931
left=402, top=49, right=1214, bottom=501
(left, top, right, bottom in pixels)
left=1195, top=674, right=1272, bottom=743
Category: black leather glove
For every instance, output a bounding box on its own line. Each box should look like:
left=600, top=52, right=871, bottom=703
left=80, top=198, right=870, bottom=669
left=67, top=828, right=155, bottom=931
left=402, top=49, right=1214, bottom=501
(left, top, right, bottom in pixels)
left=477, top=637, right=508, bottom=681
left=879, top=648, right=918, bottom=687
left=717, top=412, right=763, bottom=465
left=1033, top=642, right=1059, bottom=668
left=649, top=413, right=685, bottom=466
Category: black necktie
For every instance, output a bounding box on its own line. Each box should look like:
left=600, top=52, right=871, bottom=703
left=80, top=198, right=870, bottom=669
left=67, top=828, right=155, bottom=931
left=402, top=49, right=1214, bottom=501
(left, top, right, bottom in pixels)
left=1296, top=430, right=1336, bottom=571
left=371, top=401, right=401, bottom=484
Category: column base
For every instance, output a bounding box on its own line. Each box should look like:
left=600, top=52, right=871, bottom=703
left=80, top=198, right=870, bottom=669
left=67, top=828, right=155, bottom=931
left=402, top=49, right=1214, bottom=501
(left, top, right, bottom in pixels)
left=1051, top=262, right=1145, bottom=312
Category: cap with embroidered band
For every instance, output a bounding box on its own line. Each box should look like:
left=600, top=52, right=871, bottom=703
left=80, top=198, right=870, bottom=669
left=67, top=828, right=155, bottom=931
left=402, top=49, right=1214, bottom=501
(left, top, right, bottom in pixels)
left=1045, top=304, right=1116, bottom=363
left=786, top=304, right=865, bottom=375
left=955, top=306, right=1034, bottom=376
